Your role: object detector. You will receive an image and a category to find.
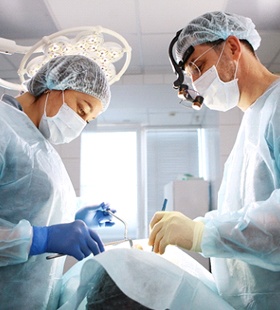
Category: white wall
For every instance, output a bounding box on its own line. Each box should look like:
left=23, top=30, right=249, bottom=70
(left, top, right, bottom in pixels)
left=54, top=137, right=82, bottom=196
left=54, top=107, right=243, bottom=213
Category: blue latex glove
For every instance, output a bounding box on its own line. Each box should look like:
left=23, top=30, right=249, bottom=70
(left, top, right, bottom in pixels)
left=30, top=220, right=105, bottom=260
left=75, top=202, right=116, bottom=228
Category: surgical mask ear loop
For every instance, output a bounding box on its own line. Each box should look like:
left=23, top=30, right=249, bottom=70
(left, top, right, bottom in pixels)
left=215, top=42, right=226, bottom=69
left=215, top=42, right=239, bottom=81
left=62, top=90, right=65, bottom=104
left=233, top=59, right=239, bottom=79
left=43, top=92, right=50, bottom=116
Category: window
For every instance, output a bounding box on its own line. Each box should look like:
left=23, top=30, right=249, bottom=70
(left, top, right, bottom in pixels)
left=145, top=129, right=200, bottom=223
left=80, top=127, right=201, bottom=241
left=81, top=130, right=138, bottom=241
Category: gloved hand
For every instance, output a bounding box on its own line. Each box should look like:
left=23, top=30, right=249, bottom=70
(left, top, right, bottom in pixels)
left=75, top=202, right=116, bottom=228
left=148, top=211, right=204, bottom=254
left=29, top=220, right=105, bottom=260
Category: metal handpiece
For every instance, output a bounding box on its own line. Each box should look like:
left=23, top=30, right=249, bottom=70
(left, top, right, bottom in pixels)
left=101, top=210, right=133, bottom=248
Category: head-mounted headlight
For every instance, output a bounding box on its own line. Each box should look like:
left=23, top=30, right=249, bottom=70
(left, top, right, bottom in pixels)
left=168, top=30, right=204, bottom=110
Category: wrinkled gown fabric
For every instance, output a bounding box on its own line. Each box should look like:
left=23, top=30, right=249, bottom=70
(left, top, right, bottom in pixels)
left=200, top=78, right=280, bottom=309
left=0, top=94, right=76, bottom=309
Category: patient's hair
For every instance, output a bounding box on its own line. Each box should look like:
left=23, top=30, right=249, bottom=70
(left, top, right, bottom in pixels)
left=86, top=266, right=152, bottom=310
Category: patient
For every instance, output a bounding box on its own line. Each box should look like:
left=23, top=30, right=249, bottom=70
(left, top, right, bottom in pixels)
left=86, top=264, right=151, bottom=309
left=58, top=245, right=230, bottom=309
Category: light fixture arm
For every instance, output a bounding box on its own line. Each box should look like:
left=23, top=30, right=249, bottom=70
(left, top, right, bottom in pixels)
left=0, top=26, right=131, bottom=91
left=0, top=78, right=25, bottom=91
left=0, top=38, right=31, bottom=55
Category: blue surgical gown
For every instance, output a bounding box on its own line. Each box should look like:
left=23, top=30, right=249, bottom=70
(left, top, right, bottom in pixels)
left=0, top=94, right=77, bottom=309
left=200, top=78, right=280, bottom=309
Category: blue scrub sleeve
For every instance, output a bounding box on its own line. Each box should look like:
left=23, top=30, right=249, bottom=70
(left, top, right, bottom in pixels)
left=199, top=94, right=280, bottom=272
left=200, top=189, right=280, bottom=271
left=0, top=218, right=33, bottom=266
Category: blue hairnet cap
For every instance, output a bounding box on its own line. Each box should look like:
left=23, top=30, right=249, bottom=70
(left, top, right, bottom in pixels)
left=27, top=55, right=111, bottom=111
left=176, top=11, right=261, bottom=63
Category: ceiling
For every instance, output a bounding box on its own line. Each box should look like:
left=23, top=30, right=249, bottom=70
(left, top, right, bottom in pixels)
left=0, top=0, right=279, bottom=127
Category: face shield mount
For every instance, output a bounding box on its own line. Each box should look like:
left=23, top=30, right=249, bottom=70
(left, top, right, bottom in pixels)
left=168, top=30, right=204, bottom=110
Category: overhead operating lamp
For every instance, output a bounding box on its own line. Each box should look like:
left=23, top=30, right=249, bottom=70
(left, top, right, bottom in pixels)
left=0, top=26, right=132, bottom=91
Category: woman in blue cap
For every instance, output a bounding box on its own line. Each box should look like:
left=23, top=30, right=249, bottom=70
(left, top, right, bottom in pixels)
left=0, top=54, right=111, bottom=309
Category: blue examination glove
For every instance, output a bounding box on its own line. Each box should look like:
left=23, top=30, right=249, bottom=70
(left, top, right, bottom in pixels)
left=29, top=220, right=105, bottom=260
left=75, top=202, right=116, bottom=228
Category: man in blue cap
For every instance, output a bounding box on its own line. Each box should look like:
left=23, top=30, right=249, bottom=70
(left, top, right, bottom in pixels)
left=150, top=11, right=280, bottom=309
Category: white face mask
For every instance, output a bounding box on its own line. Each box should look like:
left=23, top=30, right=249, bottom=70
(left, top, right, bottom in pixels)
left=39, top=91, right=87, bottom=144
left=193, top=45, right=240, bottom=112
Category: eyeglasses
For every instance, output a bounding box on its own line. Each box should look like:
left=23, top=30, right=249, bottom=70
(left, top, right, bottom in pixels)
left=185, top=61, right=202, bottom=80
left=184, top=44, right=218, bottom=80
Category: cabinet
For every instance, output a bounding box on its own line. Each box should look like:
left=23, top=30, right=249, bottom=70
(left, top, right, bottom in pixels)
left=164, top=179, right=210, bottom=271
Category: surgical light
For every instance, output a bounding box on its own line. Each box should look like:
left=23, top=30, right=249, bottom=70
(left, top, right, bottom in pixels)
left=0, top=26, right=131, bottom=91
